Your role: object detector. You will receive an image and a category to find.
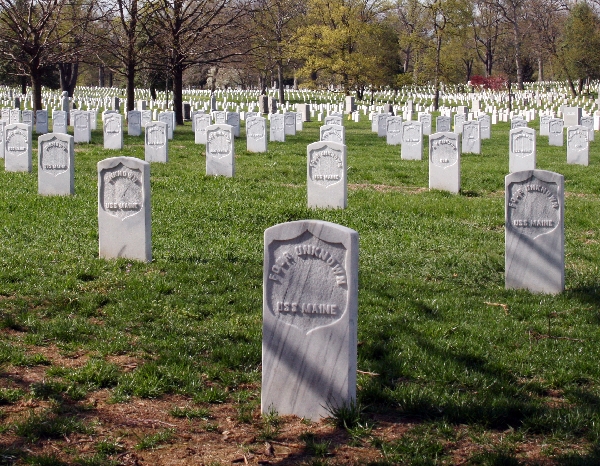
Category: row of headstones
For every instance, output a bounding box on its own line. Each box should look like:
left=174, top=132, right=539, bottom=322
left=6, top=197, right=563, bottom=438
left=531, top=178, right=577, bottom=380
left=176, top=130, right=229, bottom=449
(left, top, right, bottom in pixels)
left=2, top=133, right=568, bottom=420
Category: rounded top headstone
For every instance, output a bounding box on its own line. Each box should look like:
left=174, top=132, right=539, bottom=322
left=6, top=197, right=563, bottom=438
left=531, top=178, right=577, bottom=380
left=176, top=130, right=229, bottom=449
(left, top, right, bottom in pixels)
left=62, top=91, right=68, bottom=97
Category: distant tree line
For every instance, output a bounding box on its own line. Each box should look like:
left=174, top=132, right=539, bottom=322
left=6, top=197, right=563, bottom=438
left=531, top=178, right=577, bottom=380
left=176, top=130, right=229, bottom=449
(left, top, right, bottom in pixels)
left=0, top=0, right=598, bottom=121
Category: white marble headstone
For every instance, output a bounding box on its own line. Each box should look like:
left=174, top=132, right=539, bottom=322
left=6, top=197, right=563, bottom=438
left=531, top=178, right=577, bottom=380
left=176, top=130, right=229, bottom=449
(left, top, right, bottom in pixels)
left=262, top=219, right=358, bottom=420
left=505, top=170, right=564, bottom=294
left=418, top=112, right=432, bottom=135
left=73, top=111, right=91, bottom=143
left=206, top=124, right=235, bottom=177
left=377, top=114, right=388, bottom=137
left=509, top=127, right=536, bottom=173
left=548, top=118, right=564, bottom=146
left=566, top=125, right=589, bottom=166
left=194, top=113, right=211, bottom=144
left=270, top=114, right=285, bottom=142
left=53, top=111, right=68, bottom=134
left=158, top=112, right=173, bottom=139
left=386, top=116, right=403, bottom=145
left=145, top=121, right=169, bottom=163
left=38, top=133, right=74, bottom=195
left=307, top=141, right=347, bottom=209
left=98, top=156, right=151, bottom=262
left=539, top=115, right=551, bottom=136
left=478, top=114, right=491, bottom=139
left=401, top=121, right=423, bottom=160
left=462, top=120, right=481, bottom=154
left=246, top=116, right=267, bottom=153
left=226, top=112, right=240, bottom=137
left=284, top=112, right=296, bottom=136
left=4, top=123, right=31, bottom=172
left=103, top=113, right=123, bottom=150
left=436, top=115, right=450, bottom=133
left=429, top=132, right=460, bottom=193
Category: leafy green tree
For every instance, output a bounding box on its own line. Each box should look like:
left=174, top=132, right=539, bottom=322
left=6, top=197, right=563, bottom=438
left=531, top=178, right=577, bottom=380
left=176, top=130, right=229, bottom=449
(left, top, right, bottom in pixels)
left=560, top=2, right=600, bottom=95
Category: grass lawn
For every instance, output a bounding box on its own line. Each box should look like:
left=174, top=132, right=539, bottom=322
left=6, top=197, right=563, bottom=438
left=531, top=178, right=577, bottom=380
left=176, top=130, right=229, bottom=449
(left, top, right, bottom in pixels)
left=1, top=110, right=600, bottom=465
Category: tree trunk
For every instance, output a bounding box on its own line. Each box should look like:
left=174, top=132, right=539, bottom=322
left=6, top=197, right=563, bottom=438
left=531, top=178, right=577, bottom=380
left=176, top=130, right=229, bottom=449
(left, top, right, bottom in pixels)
left=108, top=71, right=113, bottom=88
left=513, top=23, right=524, bottom=90
left=486, top=39, right=493, bottom=76
left=277, top=59, right=285, bottom=104
left=538, top=57, right=543, bottom=81
left=434, top=36, right=442, bottom=111
left=20, top=76, right=26, bottom=96
left=59, top=63, right=78, bottom=97
left=99, top=66, right=105, bottom=87
left=29, top=65, right=43, bottom=112
left=173, top=60, right=184, bottom=125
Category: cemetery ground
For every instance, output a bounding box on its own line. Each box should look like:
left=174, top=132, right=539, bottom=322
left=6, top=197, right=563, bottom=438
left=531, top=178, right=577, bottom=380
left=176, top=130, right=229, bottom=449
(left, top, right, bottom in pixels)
left=1, top=115, right=600, bottom=465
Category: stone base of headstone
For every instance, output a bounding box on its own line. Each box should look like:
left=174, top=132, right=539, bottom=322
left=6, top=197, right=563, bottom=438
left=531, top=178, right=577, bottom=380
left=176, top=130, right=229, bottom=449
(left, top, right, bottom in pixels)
left=262, top=219, right=358, bottom=420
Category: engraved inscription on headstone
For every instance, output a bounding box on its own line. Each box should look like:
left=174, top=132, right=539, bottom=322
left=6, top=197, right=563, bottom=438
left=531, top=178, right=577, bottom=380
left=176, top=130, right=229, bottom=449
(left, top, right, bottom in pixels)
left=548, top=118, right=564, bottom=146
left=401, top=121, right=423, bottom=160
left=100, top=164, right=143, bottom=220
left=436, top=115, right=450, bottom=133
left=262, top=220, right=358, bottom=420
left=386, top=116, right=403, bottom=146
left=270, top=114, right=285, bottom=142
left=505, top=170, right=564, bottom=294
left=320, top=124, right=345, bottom=144
left=462, top=120, right=481, bottom=154
left=145, top=121, right=168, bottom=163
left=307, top=141, right=347, bottom=209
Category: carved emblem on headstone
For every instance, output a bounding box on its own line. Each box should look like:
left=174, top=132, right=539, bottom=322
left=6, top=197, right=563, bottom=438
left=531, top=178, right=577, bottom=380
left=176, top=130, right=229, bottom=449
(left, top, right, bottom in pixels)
left=100, top=163, right=143, bottom=220
left=207, top=129, right=232, bottom=158
left=266, top=230, right=347, bottom=334
left=507, top=176, right=560, bottom=240
left=430, top=135, right=458, bottom=168
left=40, top=137, right=68, bottom=176
left=309, top=146, right=344, bottom=187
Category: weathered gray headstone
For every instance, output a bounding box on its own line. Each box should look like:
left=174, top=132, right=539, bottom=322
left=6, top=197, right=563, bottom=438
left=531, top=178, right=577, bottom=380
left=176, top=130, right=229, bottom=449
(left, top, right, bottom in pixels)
left=563, top=106, right=581, bottom=126
left=141, top=110, right=152, bottom=128
left=73, top=111, right=91, bottom=143
left=10, top=109, right=20, bottom=123
left=566, top=125, right=589, bottom=166
left=213, top=110, right=227, bottom=125
left=307, top=141, right=347, bottom=209
left=454, top=113, right=466, bottom=133
left=246, top=116, right=267, bottom=153
left=548, top=118, right=564, bottom=146
left=386, top=116, right=403, bottom=145
left=36, top=110, right=48, bottom=134
left=206, top=124, right=235, bottom=177
left=4, top=123, right=31, bottom=172
left=98, top=156, right=151, bottom=262
left=320, top=124, right=345, bottom=145
left=539, top=115, right=551, bottom=136
left=509, top=127, right=536, bottom=173
left=259, top=95, right=268, bottom=114
left=436, top=115, right=450, bottom=133
left=104, top=113, right=123, bottom=150
left=462, top=120, right=481, bottom=154
left=377, top=114, right=388, bottom=137
left=418, top=112, right=432, bottom=136
left=128, top=110, right=141, bottom=137
left=158, top=112, right=173, bottom=139
left=580, top=115, right=594, bottom=142
left=401, top=121, right=423, bottom=160
left=270, top=114, right=285, bottom=142
left=145, top=121, right=168, bottom=163
left=1, top=109, right=9, bottom=122
left=284, top=112, right=296, bottom=136
left=183, top=103, right=191, bottom=121
left=226, top=112, right=240, bottom=137
left=111, top=96, right=120, bottom=112
left=429, top=132, right=460, bottom=193
left=38, top=133, right=74, bottom=195
left=478, top=113, right=491, bottom=139
left=505, top=170, right=564, bottom=294
left=194, top=113, right=211, bottom=144
left=262, top=219, right=358, bottom=420
left=22, top=110, right=33, bottom=128
left=295, top=103, right=310, bottom=122
left=53, top=111, right=68, bottom=134
left=295, top=112, right=303, bottom=132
